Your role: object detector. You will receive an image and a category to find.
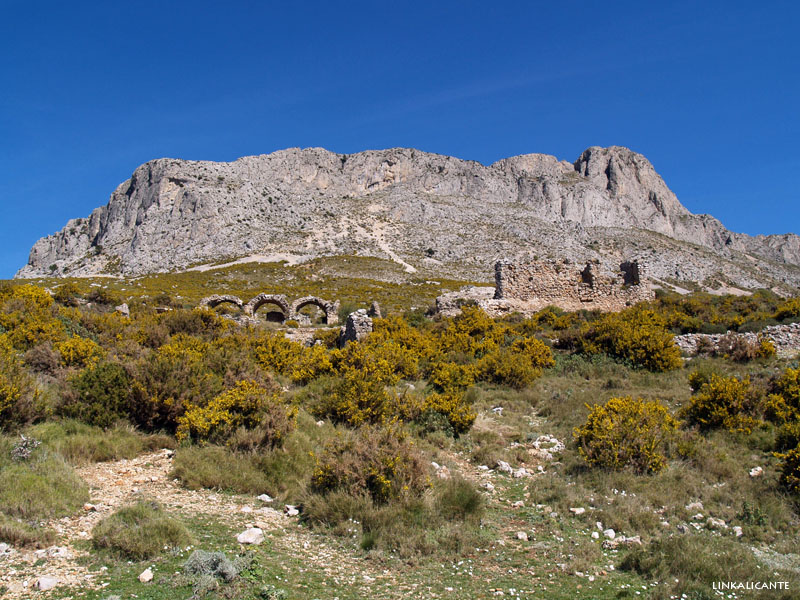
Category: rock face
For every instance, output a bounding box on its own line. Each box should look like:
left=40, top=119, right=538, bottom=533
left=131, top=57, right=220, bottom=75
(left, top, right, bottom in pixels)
left=16, top=146, right=800, bottom=291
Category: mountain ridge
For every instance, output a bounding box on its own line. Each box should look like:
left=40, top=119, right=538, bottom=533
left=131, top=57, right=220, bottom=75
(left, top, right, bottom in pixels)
left=16, top=146, right=800, bottom=292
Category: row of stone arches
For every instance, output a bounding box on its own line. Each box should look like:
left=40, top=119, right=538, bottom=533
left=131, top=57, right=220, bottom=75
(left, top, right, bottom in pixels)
left=199, top=294, right=340, bottom=325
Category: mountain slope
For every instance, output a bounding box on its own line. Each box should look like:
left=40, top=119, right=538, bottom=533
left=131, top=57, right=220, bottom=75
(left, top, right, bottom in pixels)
left=16, top=146, right=800, bottom=292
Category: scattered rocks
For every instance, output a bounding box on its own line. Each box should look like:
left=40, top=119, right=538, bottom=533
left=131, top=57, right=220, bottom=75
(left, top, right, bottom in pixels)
left=602, top=536, right=642, bottom=550
left=511, top=501, right=524, bottom=509
left=257, top=494, right=274, bottom=503
left=591, top=531, right=600, bottom=540
left=733, top=526, right=744, bottom=537
left=515, top=531, right=529, bottom=542
left=750, top=466, right=764, bottom=478
left=496, top=461, right=513, bottom=474
left=236, top=528, right=264, bottom=545
left=569, top=507, right=586, bottom=515
left=138, top=568, right=153, bottom=583
left=706, top=517, right=728, bottom=530
left=114, top=303, right=129, bottom=317
left=284, top=505, right=299, bottom=517
left=481, top=482, right=495, bottom=493
left=602, top=528, right=616, bottom=540
left=685, top=501, right=704, bottom=512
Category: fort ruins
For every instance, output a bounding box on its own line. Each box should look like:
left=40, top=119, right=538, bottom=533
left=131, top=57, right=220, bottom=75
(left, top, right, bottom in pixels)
left=436, top=258, right=655, bottom=317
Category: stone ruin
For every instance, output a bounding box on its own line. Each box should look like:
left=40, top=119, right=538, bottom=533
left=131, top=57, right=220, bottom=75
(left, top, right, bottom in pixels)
left=199, top=293, right=340, bottom=325
left=436, top=258, right=654, bottom=317
left=494, top=258, right=654, bottom=312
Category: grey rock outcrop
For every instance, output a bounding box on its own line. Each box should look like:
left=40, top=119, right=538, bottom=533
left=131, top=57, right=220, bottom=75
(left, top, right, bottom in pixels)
left=16, top=146, right=800, bottom=292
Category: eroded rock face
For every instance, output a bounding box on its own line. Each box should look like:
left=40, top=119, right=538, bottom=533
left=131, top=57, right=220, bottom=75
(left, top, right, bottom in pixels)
left=16, top=146, right=800, bottom=291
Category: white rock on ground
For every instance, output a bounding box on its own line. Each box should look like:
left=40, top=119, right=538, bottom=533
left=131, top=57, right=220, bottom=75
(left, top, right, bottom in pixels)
left=284, top=505, right=299, bottom=517
left=749, top=466, right=764, bottom=478
left=236, top=528, right=264, bottom=545
left=603, top=528, right=616, bottom=540
left=516, top=531, right=529, bottom=542
left=138, top=568, right=153, bottom=583
left=35, top=576, right=59, bottom=591
left=257, top=494, right=274, bottom=503
left=569, top=507, right=586, bottom=515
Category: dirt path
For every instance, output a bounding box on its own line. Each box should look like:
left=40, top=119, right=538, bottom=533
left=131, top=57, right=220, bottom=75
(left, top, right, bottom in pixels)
left=0, top=450, right=383, bottom=598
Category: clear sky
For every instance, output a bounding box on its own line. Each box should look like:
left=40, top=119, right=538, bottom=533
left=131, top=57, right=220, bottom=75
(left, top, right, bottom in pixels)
left=2, top=1, right=798, bottom=278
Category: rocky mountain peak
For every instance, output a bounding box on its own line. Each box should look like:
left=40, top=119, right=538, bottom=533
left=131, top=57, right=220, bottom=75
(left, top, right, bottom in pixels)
left=15, top=146, right=800, bottom=293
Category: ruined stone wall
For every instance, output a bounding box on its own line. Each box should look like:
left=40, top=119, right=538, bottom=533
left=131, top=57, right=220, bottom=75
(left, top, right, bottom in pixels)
left=494, top=258, right=653, bottom=312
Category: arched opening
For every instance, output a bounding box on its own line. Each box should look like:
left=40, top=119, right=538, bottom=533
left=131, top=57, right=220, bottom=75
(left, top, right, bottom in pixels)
left=252, top=299, right=288, bottom=323
left=295, top=300, right=328, bottom=325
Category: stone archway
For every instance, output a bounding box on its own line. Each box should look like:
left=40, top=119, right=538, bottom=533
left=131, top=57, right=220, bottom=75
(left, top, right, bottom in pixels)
left=244, top=294, right=291, bottom=322
left=199, top=294, right=244, bottom=311
left=290, top=296, right=340, bottom=325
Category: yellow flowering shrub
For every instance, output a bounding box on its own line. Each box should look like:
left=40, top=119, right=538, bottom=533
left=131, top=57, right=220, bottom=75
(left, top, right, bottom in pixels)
left=576, top=307, right=682, bottom=371
left=681, top=374, right=759, bottom=434
left=420, top=392, right=476, bottom=436
left=56, top=336, right=104, bottom=368
left=574, top=396, right=678, bottom=474
left=310, top=425, right=427, bottom=504
left=0, top=334, right=40, bottom=428
left=778, top=446, right=800, bottom=493
left=429, top=362, right=477, bottom=392
left=306, top=371, right=392, bottom=427
left=176, top=380, right=294, bottom=446
left=775, top=297, right=800, bottom=320
left=0, top=284, right=66, bottom=350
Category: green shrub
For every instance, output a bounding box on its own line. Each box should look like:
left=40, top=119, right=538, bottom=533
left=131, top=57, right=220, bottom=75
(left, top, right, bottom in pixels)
left=574, top=396, right=678, bottom=474
left=418, top=392, right=475, bottom=436
left=775, top=297, right=800, bottom=321
left=304, top=373, right=392, bottom=427
left=62, top=362, right=132, bottom=428
left=92, top=500, right=191, bottom=559
left=681, top=374, right=760, bottom=433
left=310, top=425, right=427, bottom=504
left=434, top=476, right=483, bottom=521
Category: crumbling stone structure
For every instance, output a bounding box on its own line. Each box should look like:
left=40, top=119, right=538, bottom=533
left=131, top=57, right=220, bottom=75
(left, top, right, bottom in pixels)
left=199, top=293, right=341, bottom=325
left=494, top=258, right=653, bottom=311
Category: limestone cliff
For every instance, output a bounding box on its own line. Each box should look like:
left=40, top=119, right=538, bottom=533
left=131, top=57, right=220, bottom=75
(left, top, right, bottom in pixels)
left=16, top=146, right=800, bottom=292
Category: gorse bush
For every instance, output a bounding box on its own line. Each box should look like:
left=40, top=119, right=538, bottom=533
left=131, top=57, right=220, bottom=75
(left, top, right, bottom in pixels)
left=0, top=285, right=66, bottom=351
left=176, top=379, right=295, bottom=447
left=0, top=334, right=40, bottom=428
left=56, top=336, right=104, bottom=368
left=681, top=374, right=760, bottom=434
left=574, top=396, right=678, bottom=474
left=572, top=307, right=682, bottom=371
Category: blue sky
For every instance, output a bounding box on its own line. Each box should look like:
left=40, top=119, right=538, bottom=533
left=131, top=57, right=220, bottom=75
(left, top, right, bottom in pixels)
left=2, top=1, right=798, bottom=278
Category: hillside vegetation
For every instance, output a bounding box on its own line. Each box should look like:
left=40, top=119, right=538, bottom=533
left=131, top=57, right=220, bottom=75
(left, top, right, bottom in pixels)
left=1, top=268, right=799, bottom=599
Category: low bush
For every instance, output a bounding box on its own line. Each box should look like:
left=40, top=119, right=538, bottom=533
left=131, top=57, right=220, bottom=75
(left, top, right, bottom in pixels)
left=26, top=420, right=173, bottom=465
left=310, top=425, right=427, bottom=504
left=418, top=392, right=475, bottom=436
left=92, top=500, right=191, bottom=559
left=170, top=445, right=271, bottom=494
left=778, top=446, right=800, bottom=494
left=621, top=534, right=798, bottom=600
left=0, top=438, right=88, bottom=519
left=574, top=396, right=678, bottom=474
left=0, top=512, right=54, bottom=547
left=681, top=374, right=760, bottom=434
